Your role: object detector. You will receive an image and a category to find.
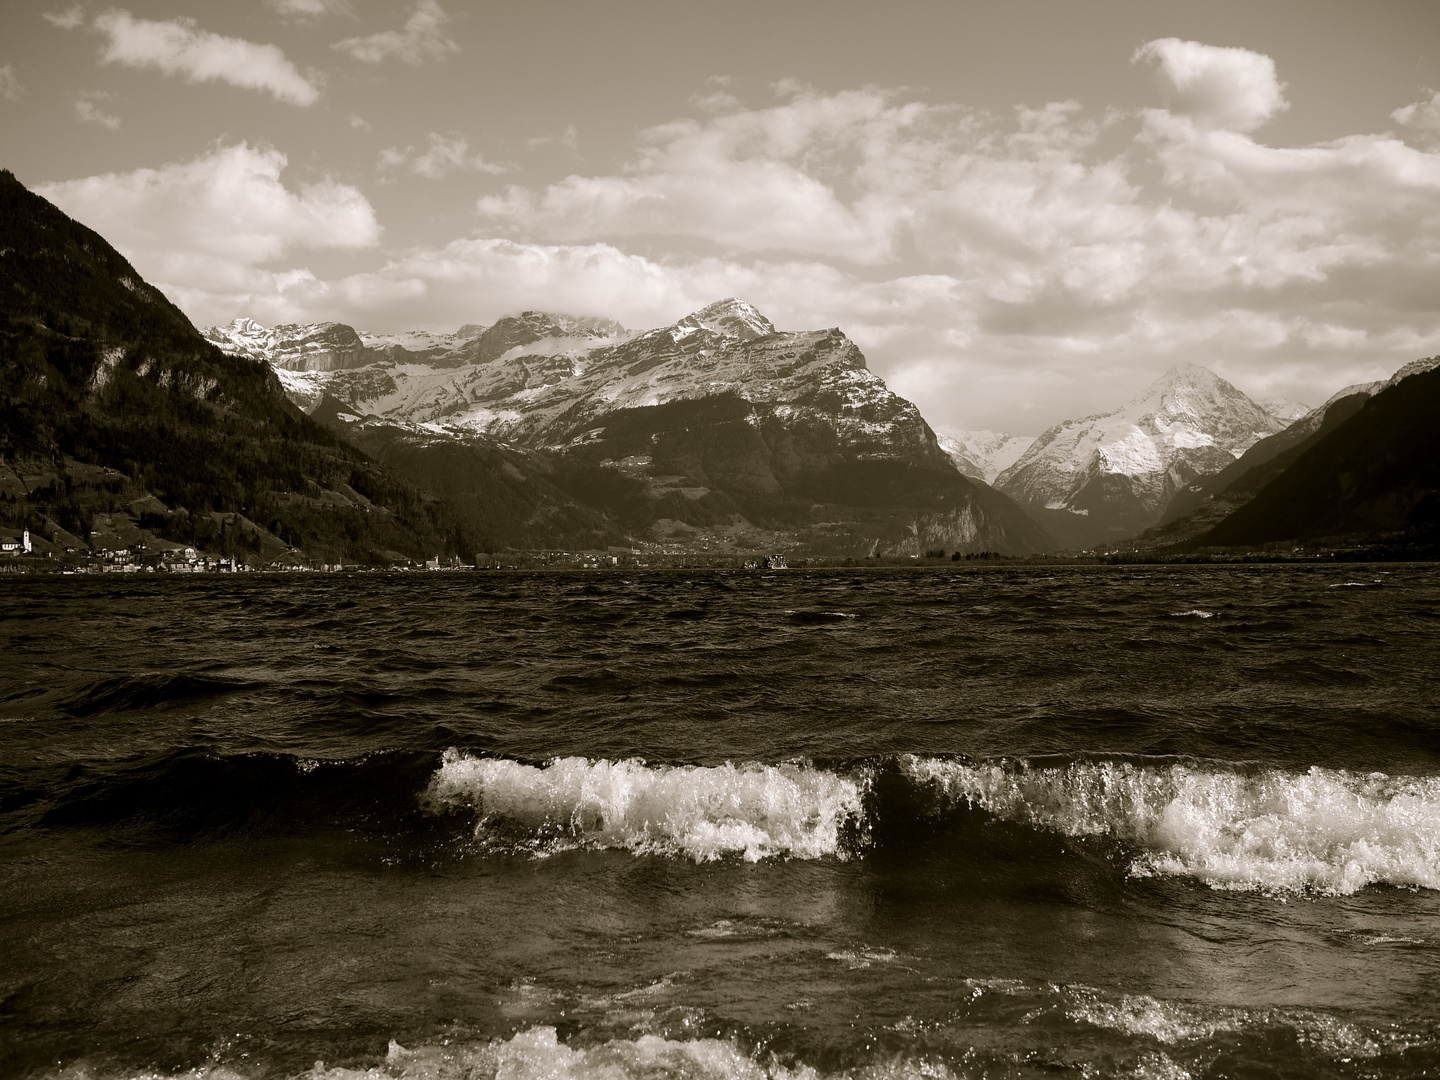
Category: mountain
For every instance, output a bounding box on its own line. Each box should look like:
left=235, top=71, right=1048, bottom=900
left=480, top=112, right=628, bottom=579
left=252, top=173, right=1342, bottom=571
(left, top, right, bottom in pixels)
left=204, top=310, right=625, bottom=372
left=1259, top=400, right=1311, bottom=424
left=207, top=300, right=1057, bottom=557
left=0, top=170, right=476, bottom=566
left=1189, top=363, right=1440, bottom=550
left=937, top=430, right=1035, bottom=485
left=1144, top=357, right=1440, bottom=549
left=993, top=362, right=1287, bottom=549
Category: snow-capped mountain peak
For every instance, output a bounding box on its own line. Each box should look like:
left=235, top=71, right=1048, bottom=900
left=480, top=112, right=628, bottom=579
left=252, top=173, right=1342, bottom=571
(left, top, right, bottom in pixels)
left=674, top=298, right=776, bottom=342
left=994, top=361, right=1287, bottom=546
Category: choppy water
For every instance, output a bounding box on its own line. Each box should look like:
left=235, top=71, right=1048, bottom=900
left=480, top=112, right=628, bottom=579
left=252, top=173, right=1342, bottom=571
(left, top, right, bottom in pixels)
left=2, top=565, right=1438, bottom=1079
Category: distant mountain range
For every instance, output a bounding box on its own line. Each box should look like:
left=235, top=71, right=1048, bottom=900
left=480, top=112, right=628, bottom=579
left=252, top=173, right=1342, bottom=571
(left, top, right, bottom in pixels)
left=205, top=301, right=1056, bottom=557
left=5, top=166, right=1438, bottom=564
left=202, top=311, right=625, bottom=372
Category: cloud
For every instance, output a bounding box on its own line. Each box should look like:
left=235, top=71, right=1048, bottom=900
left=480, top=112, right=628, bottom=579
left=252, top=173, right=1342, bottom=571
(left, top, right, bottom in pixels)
left=266, top=0, right=352, bottom=19
left=467, top=71, right=1440, bottom=426
left=43, top=6, right=84, bottom=30
left=333, top=0, right=457, bottom=65
left=349, top=113, right=370, bottom=131
left=37, top=143, right=379, bottom=325
left=0, top=64, right=21, bottom=102
left=46, top=43, right=1440, bottom=433
left=477, top=86, right=1146, bottom=281
left=92, top=10, right=319, bottom=106
left=1394, top=90, right=1440, bottom=146
left=526, top=125, right=579, bottom=151
left=75, top=91, right=120, bottom=129
left=1134, top=38, right=1287, bottom=132
left=378, top=132, right=509, bottom=179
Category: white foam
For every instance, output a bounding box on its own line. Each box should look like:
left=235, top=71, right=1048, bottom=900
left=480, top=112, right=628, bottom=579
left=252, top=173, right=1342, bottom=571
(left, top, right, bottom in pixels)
left=301, top=1027, right=982, bottom=1080
left=424, top=751, right=864, bottom=862
left=304, top=1028, right=806, bottom=1080
left=901, top=756, right=1440, bottom=895
left=1168, top=610, right=1214, bottom=618
left=423, top=751, right=1440, bottom=892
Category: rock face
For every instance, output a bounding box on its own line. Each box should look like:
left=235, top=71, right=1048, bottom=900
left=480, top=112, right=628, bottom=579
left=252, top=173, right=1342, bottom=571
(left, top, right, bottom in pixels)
left=208, top=299, right=1056, bottom=556
left=993, top=362, right=1286, bottom=549
left=202, top=319, right=373, bottom=372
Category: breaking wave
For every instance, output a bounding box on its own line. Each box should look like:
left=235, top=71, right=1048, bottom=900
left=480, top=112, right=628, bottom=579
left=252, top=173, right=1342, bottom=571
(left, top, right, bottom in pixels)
left=899, top=755, right=1440, bottom=895
left=423, top=751, right=864, bottom=862
left=315, top=1028, right=825, bottom=1080
left=69, top=1013, right=1436, bottom=1080
left=427, top=750, right=1440, bottom=894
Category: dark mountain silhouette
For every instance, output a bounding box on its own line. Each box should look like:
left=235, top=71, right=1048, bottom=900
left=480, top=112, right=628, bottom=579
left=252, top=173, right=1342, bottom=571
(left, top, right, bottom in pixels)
left=0, top=169, right=476, bottom=564
left=1136, top=393, right=1372, bottom=549
left=1188, top=365, right=1440, bottom=549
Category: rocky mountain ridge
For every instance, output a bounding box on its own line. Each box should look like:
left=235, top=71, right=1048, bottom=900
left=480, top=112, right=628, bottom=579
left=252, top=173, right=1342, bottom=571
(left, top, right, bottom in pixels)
left=1193, top=362, right=1440, bottom=551
left=205, top=299, right=1057, bottom=557
left=204, top=311, right=626, bottom=373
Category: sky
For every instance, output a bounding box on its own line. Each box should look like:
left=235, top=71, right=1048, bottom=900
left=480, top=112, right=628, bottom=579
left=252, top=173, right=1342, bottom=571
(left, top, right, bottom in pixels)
left=4, top=0, right=1440, bottom=436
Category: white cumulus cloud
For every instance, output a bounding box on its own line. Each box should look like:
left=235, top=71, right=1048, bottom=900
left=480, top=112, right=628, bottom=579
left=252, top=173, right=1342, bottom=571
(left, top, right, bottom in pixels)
left=92, top=10, right=320, bottom=106
left=333, top=0, right=457, bottom=65
left=1394, top=89, right=1440, bottom=147
left=1134, top=38, right=1287, bottom=133
left=37, top=143, right=379, bottom=325
left=42, top=6, right=84, bottom=30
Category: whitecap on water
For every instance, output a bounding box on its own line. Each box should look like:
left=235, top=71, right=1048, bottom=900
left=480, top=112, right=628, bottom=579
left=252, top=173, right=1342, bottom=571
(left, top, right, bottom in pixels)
left=900, top=755, right=1440, bottom=895
left=423, top=751, right=865, bottom=862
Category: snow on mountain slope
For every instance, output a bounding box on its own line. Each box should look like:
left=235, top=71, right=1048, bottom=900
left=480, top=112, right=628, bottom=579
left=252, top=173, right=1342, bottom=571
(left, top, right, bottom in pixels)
left=211, top=298, right=1057, bottom=555
left=254, top=299, right=928, bottom=457
left=995, top=362, right=1284, bottom=544
left=203, top=320, right=371, bottom=372
left=203, top=311, right=628, bottom=373
left=1259, top=400, right=1311, bottom=425
left=937, top=430, right=1035, bottom=485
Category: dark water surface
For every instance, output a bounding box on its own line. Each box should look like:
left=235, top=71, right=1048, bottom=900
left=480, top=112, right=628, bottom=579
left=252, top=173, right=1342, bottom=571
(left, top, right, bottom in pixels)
left=2, top=566, right=1439, bottom=1079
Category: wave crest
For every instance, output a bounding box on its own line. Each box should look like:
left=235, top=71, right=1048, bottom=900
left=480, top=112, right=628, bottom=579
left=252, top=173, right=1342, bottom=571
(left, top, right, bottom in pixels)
left=901, top=755, right=1440, bottom=895
left=423, top=751, right=865, bottom=862
left=419, top=751, right=1440, bottom=893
